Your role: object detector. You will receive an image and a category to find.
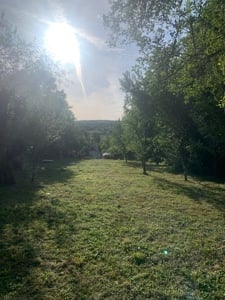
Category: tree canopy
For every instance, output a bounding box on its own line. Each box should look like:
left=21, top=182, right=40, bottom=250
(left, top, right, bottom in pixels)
left=104, top=0, right=225, bottom=178
left=0, top=16, right=85, bottom=185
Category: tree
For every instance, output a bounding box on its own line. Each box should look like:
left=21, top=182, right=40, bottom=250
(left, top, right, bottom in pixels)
left=0, top=18, right=84, bottom=184
left=120, top=72, right=157, bottom=174
left=0, top=89, right=28, bottom=184
left=105, top=0, right=225, bottom=178
left=108, top=120, right=129, bottom=161
left=0, top=13, right=33, bottom=80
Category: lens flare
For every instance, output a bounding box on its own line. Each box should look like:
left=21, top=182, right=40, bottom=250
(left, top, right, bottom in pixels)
left=45, top=22, right=86, bottom=97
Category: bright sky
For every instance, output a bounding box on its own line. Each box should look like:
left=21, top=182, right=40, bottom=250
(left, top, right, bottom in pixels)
left=1, top=0, right=138, bottom=120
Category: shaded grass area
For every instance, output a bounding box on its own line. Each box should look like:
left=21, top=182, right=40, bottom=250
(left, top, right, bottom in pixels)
left=0, top=159, right=225, bottom=299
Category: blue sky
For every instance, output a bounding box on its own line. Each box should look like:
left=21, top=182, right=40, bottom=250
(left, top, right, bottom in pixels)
left=1, top=0, right=138, bottom=120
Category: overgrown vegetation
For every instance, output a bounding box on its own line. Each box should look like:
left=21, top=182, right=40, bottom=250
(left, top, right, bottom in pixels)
left=0, top=15, right=88, bottom=185
left=0, top=15, right=118, bottom=185
left=104, top=0, right=225, bottom=179
left=0, top=159, right=225, bottom=299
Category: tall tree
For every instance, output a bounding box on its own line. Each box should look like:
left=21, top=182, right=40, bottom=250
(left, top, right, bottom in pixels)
left=0, top=89, right=27, bottom=184
left=111, top=120, right=129, bottom=162
left=121, top=72, right=156, bottom=174
left=105, top=0, right=225, bottom=178
left=0, top=18, right=84, bottom=184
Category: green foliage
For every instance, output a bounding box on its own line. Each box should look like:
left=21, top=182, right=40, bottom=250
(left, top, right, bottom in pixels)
left=110, top=120, right=129, bottom=160
left=120, top=72, right=158, bottom=173
left=0, top=13, right=33, bottom=79
left=0, top=18, right=85, bottom=184
left=77, top=120, right=117, bottom=156
left=105, top=0, right=225, bottom=178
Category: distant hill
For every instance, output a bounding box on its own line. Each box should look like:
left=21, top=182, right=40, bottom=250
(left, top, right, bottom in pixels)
left=76, top=120, right=117, bottom=136
left=75, top=120, right=117, bottom=158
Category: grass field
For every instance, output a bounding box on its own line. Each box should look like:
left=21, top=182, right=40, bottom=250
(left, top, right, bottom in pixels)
left=0, top=159, right=225, bottom=299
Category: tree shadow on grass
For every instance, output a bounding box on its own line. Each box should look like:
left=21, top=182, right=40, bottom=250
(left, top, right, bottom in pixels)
left=124, top=161, right=169, bottom=174
left=152, top=175, right=225, bottom=211
left=16, top=159, right=78, bottom=186
left=125, top=161, right=225, bottom=210
left=125, top=161, right=225, bottom=183
left=0, top=159, right=80, bottom=299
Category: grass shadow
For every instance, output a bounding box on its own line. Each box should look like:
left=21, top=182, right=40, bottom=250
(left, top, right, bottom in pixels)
left=190, top=174, right=225, bottom=185
left=0, top=159, right=79, bottom=299
left=125, top=161, right=169, bottom=174
left=152, top=176, right=225, bottom=210
left=126, top=161, right=225, bottom=184
left=15, top=159, right=78, bottom=186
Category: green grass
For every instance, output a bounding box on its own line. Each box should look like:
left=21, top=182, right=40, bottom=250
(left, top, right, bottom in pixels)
left=0, top=159, right=225, bottom=299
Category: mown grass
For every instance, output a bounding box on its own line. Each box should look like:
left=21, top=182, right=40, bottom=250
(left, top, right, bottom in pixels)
left=0, top=159, right=225, bottom=299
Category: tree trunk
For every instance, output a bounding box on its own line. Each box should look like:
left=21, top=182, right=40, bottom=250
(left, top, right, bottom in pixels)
left=179, top=140, right=188, bottom=181
left=0, top=165, right=15, bottom=185
left=142, top=159, right=148, bottom=175
left=31, top=159, right=38, bottom=183
left=213, top=150, right=217, bottom=178
left=182, top=158, right=188, bottom=181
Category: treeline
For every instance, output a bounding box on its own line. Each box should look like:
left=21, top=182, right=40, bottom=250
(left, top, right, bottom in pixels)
left=77, top=120, right=116, bottom=148
left=0, top=16, right=89, bottom=185
left=103, top=0, right=225, bottom=179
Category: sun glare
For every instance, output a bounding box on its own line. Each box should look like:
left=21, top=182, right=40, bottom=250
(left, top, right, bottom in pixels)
left=45, top=22, right=86, bottom=97
left=45, top=22, right=79, bottom=64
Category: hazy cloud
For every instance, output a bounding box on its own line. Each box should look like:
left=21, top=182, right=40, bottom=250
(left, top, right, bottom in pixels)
left=68, top=76, right=124, bottom=120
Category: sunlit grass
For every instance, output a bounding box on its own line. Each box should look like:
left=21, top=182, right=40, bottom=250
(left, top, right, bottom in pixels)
left=0, top=159, right=225, bottom=299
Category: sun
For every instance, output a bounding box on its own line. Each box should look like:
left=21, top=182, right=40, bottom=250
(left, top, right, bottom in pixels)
left=44, top=22, right=80, bottom=64
left=44, top=22, right=86, bottom=97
